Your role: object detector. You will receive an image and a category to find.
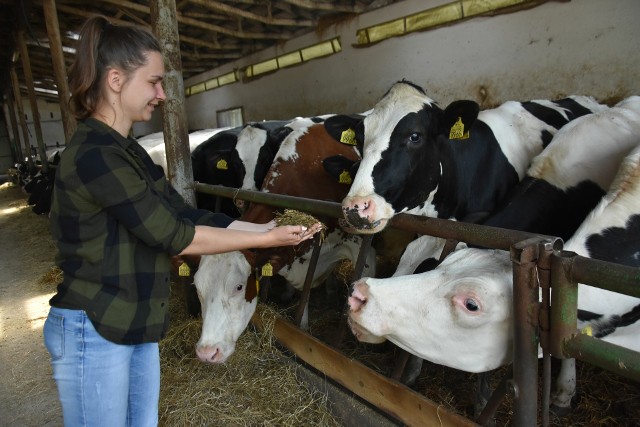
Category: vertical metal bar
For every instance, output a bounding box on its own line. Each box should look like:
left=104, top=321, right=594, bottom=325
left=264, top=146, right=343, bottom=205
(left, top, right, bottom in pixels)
left=476, top=366, right=513, bottom=425
left=150, top=0, right=195, bottom=206
left=537, top=242, right=555, bottom=427
left=549, top=251, right=579, bottom=358
left=511, top=239, right=542, bottom=426
left=295, top=234, right=323, bottom=327
left=332, top=234, right=374, bottom=347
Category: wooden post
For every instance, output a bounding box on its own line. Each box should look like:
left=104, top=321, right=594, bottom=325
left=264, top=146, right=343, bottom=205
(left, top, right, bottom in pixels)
left=10, top=65, right=33, bottom=169
left=150, top=0, right=196, bottom=206
left=42, top=0, right=76, bottom=143
left=4, top=90, right=23, bottom=161
left=17, top=30, right=49, bottom=174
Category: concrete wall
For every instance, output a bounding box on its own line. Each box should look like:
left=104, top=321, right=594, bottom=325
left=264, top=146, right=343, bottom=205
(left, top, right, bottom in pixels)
left=184, top=0, right=640, bottom=129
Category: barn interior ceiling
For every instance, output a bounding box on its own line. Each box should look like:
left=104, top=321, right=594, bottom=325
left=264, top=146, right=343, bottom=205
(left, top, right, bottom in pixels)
left=0, top=0, right=400, bottom=103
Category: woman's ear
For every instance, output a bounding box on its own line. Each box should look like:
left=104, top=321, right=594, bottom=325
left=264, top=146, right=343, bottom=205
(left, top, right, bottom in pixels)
left=106, top=68, right=123, bottom=93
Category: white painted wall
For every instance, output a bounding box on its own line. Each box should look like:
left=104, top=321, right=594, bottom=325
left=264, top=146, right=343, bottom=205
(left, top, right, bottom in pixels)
left=185, top=0, right=640, bottom=129
left=4, top=0, right=638, bottom=159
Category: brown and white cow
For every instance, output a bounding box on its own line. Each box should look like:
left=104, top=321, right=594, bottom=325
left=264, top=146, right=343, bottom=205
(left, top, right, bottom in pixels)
left=193, top=117, right=376, bottom=363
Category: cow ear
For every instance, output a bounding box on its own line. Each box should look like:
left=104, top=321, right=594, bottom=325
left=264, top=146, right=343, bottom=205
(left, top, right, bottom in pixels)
left=324, top=115, right=364, bottom=146
left=323, top=155, right=358, bottom=185
left=439, top=100, right=480, bottom=140
left=245, top=273, right=258, bottom=302
left=268, top=125, right=293, bottom=145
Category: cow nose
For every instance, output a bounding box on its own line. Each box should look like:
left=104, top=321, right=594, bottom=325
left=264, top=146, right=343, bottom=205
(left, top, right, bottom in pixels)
left=343, top=196, right=373, bottom=216
left=348, top=281, right=369, bottom=312
left=196, top=345, right=223, bottom=363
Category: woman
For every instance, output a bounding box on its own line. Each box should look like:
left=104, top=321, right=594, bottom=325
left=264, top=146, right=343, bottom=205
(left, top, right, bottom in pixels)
left=43, top=16, right=319, bottom=427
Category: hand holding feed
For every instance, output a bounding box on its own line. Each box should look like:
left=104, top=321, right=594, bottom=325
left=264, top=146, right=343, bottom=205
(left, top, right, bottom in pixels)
left=269, top=222, right=323, bottom=246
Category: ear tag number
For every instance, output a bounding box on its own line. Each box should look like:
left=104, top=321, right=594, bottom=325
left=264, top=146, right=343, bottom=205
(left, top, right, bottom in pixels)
left=339, top=170, right=352, bottom=184
left=449, top=117, right=470, bottom=140
left=178, top=262, right=190, bottom=277
left=216, top=159, right=228, bottom=170
left=261, top=261, right=273, bottom=277
left=340, top=128, right=357, bottom=145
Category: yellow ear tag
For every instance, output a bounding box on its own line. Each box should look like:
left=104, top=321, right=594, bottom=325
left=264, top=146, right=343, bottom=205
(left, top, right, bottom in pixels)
left=256, top=278, right=260, bottom=295
left=261, top=261, right=273, bottom=277
left=340, top=128, right=357, bottom=145
left=449, top=117, right=470, bottom=140
left=216, top=159, right=228, bottom=170
left=178, top=262, right=191, bottom=277
left=339, top=170, right=352, bottom=184
left=580, top=325, right=593, bottom=336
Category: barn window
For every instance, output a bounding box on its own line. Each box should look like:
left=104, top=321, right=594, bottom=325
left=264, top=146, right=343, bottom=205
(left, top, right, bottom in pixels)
left=244, top=37, right=341, bottom=79
left=355, top=0, right=546, bottom=46
left=186, top=71, right=239, bottom=97
left=217, top=107, right=243, bottom=128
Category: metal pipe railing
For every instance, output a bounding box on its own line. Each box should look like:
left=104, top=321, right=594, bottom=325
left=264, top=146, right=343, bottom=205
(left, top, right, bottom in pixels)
left=195, top=182, right=640, bottom=426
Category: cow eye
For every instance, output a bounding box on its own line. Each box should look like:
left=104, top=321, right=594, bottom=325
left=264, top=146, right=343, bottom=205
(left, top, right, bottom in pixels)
left=408, top=133, right=422, bottom=144
left=465, top=298, right=479, bottom=312
left=236, top=284, right=243, bottom=292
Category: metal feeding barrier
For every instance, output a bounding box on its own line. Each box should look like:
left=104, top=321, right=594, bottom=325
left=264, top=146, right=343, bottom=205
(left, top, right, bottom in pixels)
left=195, top=182, right=640, bottom=427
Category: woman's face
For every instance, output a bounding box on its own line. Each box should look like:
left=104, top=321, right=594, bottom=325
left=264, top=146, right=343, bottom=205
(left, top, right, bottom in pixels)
left=120, top=51, right=166, bottom=123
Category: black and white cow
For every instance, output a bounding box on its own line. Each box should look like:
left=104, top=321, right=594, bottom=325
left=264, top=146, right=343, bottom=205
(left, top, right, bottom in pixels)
left=347, top=140, right=640, bottom=412
left=192, top=119, right=376, bottom=363
left=481, top=96, right=640, bottom=240
left=325, top=80, right=607, bottom=234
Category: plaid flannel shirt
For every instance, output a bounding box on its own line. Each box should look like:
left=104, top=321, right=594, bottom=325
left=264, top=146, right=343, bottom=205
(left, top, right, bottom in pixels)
left=49, top=118, right=233, bottom=344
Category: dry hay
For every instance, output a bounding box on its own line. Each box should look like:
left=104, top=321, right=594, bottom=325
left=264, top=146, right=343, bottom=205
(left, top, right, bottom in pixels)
left=274, top=209, right=327, bottom=241
left=159, top=283, right=341, bottom=427
left=39, top=266, right=62, bottom=287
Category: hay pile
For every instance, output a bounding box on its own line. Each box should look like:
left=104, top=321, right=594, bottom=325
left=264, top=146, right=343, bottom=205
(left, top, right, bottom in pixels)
left=158, top=284, right=341, bottom=427
left=274, top=209, right=327, bottom=241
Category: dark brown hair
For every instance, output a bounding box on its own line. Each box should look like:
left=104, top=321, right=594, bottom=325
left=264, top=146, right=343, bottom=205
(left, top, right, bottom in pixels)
left=68, top=15, right=162, bottom=120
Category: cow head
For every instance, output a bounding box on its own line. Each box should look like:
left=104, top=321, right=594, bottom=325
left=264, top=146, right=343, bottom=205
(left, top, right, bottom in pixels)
left=339, top=80, right=480, bottom=233
left=193, top=251, right=257, bottom=364
left=347, top=247, right=514, bottom=373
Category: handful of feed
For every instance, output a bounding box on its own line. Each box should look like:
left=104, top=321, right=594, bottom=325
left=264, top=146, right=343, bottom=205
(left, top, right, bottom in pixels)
left=274, top=209, right=327, bottom=241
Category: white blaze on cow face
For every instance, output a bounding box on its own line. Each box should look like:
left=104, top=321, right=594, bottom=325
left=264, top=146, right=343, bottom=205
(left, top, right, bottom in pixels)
left=236, top=126, right=269, bottom=192
left=342, top=83, right=436, bottom=234
left=194, top=252, right=257, bottom=364
left=348, top=248, right=514, bottom=373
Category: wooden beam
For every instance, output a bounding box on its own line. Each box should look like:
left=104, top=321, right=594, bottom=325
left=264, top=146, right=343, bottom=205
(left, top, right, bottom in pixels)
left=4, top=88, right=23, bottom=160
left=17, top=30, right=49, bottom=173
left=251, top=305, right=479, bottom=427
left=188, top=0, right=313, bottom=27
left=43, top=0, right=76, bottom=144
left=282, top=0, right=364, bottom=13
left=10, top=65, right=33, bottom=168
left=150, top=0, right=195, bottom=206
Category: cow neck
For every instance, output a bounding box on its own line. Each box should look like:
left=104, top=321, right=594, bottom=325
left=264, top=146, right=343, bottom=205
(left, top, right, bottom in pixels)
left=441, top=120, right=520, bottom=221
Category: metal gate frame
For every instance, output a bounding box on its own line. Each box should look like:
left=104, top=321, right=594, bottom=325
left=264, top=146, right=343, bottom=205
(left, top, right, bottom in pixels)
left=196, top=183, right=640, bottom=426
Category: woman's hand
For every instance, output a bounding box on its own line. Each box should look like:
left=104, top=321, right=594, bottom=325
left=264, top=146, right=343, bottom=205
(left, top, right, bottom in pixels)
left=266, top=222, right=322, bottom=246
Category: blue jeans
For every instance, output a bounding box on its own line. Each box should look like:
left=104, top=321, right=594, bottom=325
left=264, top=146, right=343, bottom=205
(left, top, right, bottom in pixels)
left=43, top=307, right=160, bottom=427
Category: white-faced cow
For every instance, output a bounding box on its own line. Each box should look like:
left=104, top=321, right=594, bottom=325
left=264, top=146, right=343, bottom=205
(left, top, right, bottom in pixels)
left=347, top=140, right=640, bottom=411
left=193, top=119, right=375, bottom=363
left=326, top=80, right=607, bottom=234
